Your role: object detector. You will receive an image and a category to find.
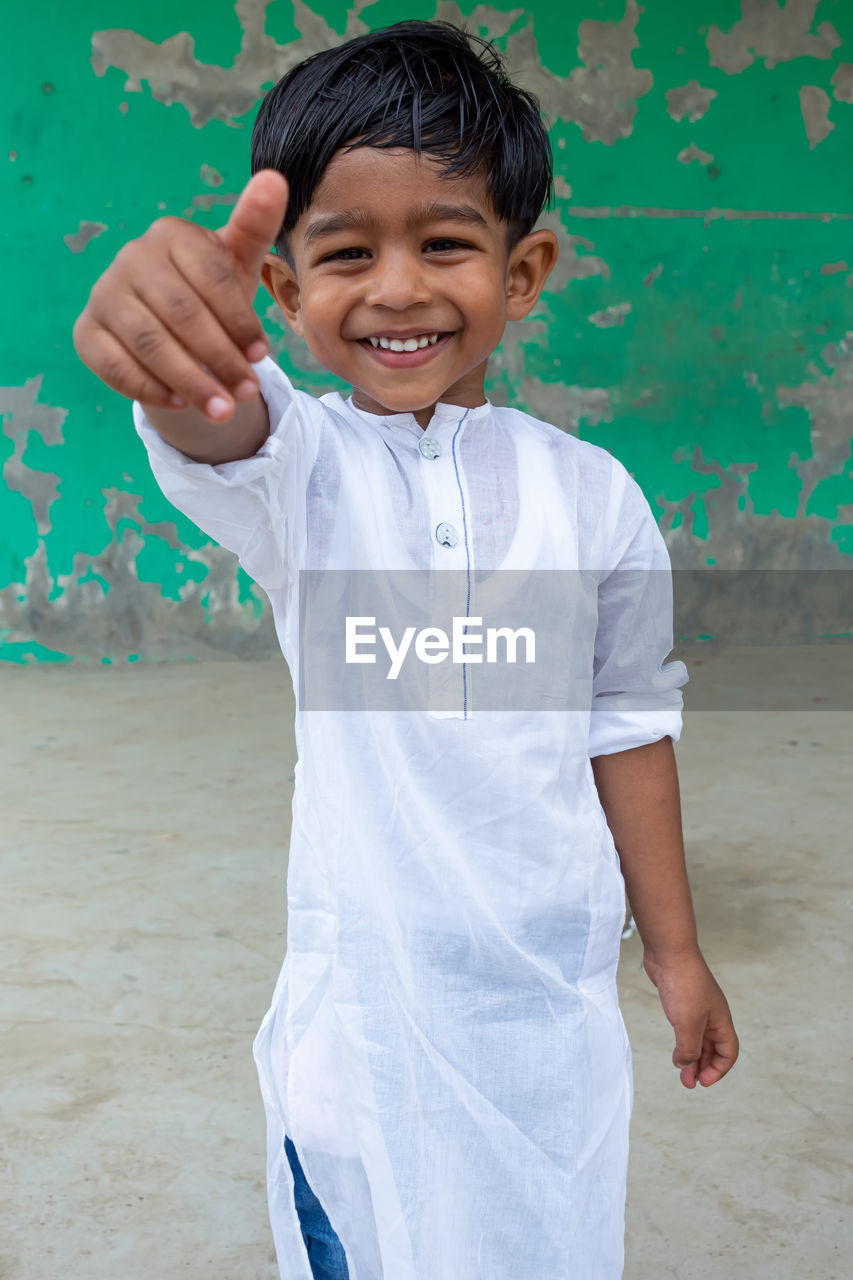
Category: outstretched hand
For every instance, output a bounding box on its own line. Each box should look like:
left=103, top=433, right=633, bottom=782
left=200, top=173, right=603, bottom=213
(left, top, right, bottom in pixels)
left=642, top=949, right=739, bottom=1089
left=73, top=169, right=289, bottom=422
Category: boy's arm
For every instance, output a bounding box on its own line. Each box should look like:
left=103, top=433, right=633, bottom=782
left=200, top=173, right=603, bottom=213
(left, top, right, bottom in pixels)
left=139, top=390, right=271, bottom=465
left=591, top=736, right=739, bottom=1089
left=591, top=735, right=698, bottom=956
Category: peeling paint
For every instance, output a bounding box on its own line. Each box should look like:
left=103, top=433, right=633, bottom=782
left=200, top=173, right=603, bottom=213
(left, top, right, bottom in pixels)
left=89, top=0, right=378, bottom=130
left=64, top=221, right=109, bottom=253
left=657, top=327, right=853, bottom=572
left=800, top=84, right=834, bottom=148
left=498, top=0, right=653, bottom=145
left=707, top=1, right=841, bottom=75
left=666, top=79, right=718, bottom=124
left=677, top=143, right=715, bottom=167
left=830, top=60, right=853, bottom=101
left=588, top=302, right=631, bottom=329
left=179, top=189, right=236, bottom=217
left=780, top=335, right=853, bottom=517
left=3, top=377, right=67, bottom=452
left=550, top=205, right=853, bottom=224
left=533, top=213, right=610, bottom=291
left=2, top=378, right=65, bottom=533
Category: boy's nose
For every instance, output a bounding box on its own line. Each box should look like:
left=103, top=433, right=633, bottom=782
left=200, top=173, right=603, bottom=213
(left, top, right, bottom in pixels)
left=362, top=252, right=432, bottom=309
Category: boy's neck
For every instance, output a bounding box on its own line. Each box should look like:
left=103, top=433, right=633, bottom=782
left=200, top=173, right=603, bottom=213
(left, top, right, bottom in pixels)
left=350, top=376, right=489, bottom=432
left=353, top=397, right=487, bottom=432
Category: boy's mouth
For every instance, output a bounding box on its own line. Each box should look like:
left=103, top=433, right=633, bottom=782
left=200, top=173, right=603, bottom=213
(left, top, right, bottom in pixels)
left=357, top=331, right=454, bottom=368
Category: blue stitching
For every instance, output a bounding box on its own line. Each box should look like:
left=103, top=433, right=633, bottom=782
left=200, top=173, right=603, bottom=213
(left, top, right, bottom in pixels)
left=451, top=410, right=471, bottom=718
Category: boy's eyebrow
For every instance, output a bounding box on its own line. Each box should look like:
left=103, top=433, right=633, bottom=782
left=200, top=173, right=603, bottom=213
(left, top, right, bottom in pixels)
left=302, top=202, right=489, bottom=250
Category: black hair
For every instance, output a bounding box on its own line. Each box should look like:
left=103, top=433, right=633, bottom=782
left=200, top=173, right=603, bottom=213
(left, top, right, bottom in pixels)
left=251, top=18, right=554, bottom=273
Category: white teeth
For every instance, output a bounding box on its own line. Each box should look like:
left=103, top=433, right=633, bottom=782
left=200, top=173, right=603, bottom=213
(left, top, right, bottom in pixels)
left=368, top=332, right=444, bottom=351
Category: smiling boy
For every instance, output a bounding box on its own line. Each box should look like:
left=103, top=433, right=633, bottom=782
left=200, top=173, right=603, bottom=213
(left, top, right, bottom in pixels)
left=74, top=18, right=738, bottom=1280
left=258, top=144, right=555, bottom=427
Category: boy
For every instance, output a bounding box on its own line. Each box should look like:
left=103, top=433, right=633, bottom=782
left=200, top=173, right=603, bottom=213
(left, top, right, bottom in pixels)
left=73, top=19, right=738, bottom=1280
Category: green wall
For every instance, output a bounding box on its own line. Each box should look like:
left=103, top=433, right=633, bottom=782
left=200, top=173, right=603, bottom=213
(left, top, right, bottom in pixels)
left=3, top=0, right=852, bottom=664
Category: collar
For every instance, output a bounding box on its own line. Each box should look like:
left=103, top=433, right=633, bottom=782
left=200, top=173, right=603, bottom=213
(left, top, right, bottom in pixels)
left=328, top=392, right=493, bottom=440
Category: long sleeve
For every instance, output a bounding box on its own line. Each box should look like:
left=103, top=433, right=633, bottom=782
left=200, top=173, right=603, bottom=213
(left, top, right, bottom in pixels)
left=132, top=356, right=322, bottom=595
left=588, top=460, right=688, bottom=757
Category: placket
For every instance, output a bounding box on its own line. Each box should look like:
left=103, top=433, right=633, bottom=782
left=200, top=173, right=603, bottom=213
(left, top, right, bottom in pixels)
left=417, top=412, right=476, bottom=720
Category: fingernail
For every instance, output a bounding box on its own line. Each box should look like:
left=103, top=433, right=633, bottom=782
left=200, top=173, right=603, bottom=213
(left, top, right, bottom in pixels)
left=170, top=394, right=186, bottom=407
left=245, top=340, right=268, bottom=363
left=234, top=378, right=258, bottom=401
left=206, top=395, right=231, bottom=419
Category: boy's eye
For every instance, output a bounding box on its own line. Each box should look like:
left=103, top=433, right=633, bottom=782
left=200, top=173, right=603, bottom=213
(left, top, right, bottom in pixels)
left=324, top=247, right=366, bottom=262
left=323, top=239, right=468, bottom=262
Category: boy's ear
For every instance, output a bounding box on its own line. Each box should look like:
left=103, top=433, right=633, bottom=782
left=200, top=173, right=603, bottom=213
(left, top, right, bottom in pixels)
left=505, top=230, right=560, bottom=322
left=260, top=253, right=303, bottom=336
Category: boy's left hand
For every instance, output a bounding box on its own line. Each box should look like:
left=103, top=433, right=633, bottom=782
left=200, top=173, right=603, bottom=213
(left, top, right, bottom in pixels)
left=642, top=948, right=739, bottom=1089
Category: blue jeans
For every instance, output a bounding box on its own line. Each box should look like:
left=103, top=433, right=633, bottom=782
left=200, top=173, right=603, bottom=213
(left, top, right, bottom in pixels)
left=284, top=1135, right=350, bottom=1280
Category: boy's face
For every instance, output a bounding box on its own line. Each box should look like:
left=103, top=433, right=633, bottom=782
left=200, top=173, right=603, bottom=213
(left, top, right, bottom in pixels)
left=260, top=146, right=558, bottom=430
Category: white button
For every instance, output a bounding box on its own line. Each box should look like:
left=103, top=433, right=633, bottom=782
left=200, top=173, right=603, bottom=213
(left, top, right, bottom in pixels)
left=419, top=436, right=441, bottom=459
left=435, top=522, right=458, bottom=548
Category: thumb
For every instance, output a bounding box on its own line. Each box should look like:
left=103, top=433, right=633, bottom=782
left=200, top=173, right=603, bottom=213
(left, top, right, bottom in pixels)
left=216, top=169, right=289, bottom=285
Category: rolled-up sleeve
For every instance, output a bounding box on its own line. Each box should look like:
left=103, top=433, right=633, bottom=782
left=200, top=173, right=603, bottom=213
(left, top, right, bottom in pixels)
left=132, top=356, right=320, bottom=595
left=588, top=461, right=688, bottom=757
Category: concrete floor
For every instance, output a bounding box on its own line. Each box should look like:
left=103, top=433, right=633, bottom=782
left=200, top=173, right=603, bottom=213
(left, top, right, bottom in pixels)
left=1, top=647, right=850, bottom=1279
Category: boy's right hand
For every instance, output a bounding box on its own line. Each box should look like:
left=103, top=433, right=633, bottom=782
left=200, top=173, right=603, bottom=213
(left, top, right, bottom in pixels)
left=72, top=170, right=289, bottom=423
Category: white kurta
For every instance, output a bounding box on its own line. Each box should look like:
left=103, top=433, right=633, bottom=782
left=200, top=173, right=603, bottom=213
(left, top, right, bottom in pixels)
left=133, top=356, right=687, bottom=1280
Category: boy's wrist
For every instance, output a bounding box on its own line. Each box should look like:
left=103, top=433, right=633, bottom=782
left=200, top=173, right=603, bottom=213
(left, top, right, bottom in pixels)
left=140, top=390, right=271, bottom=465
left=642, top=940, right=704, bottom=971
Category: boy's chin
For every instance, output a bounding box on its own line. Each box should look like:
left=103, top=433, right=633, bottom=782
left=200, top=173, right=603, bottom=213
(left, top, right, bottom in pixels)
left=348, top=373, right=451, bottom=410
